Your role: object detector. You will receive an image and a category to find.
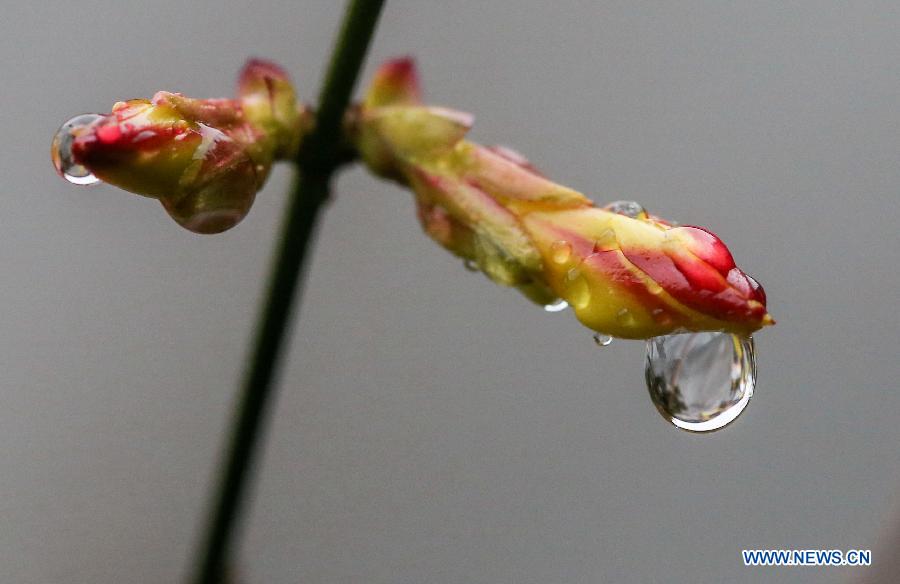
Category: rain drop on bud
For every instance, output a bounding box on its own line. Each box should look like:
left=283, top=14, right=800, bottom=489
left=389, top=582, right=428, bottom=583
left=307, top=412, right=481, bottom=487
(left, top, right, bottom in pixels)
left=603, top=200, right=646, bottom=219
left=51, top=114, right=102, bottom=185
left=550, top=240, right=572, bottom=264
left=645, top=331, right=755, bottom=433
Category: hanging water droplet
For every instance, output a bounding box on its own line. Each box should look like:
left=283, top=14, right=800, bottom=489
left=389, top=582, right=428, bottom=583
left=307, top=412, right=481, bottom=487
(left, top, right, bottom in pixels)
left=593, top=333, right=613, bottom=347
left=463, top=259, right=479, bottom=272
left=51, top=114, right=103, bottom=185
left=645, top=331, right=755, bottom=433
left=550, top=240, right=572, bottom=264
left=604, top=200, right=646, bottom=219
left=543, top=299, right=569, bottom=312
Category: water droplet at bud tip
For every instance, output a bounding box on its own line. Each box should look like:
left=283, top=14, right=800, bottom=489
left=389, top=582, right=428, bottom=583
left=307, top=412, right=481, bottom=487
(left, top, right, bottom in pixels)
left=645, top=331, right=755, bottom=433
left=51, top=114, right=103, bottom=186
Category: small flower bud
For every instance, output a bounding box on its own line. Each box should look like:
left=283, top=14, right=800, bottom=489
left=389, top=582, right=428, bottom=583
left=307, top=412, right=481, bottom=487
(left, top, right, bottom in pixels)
left=52, top=59, right=307, bottom=234
left=363, top=56, right=421, bottom=109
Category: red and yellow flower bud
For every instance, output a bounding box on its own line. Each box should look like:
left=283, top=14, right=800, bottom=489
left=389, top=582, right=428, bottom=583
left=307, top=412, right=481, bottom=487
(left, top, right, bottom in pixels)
left=354, top=58, right=773, bottom=339
left=57, top=60, right=307, bottom=234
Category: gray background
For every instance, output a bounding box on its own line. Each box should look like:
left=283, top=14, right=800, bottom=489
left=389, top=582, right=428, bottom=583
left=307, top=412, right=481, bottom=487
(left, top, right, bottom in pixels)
left=1, top=1, right=898, bottom=582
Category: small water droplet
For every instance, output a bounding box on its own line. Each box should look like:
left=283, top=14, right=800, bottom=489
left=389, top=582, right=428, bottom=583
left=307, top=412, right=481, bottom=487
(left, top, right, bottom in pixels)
left=593, top=333, right=613, bottom=347
left=616, top=308, right=636, bottom=326
left=550, top=240, right=572, bottom=264
left=604, top=200, right=646, bottom=219
left=651, top=308, right=674, bottom=326
left=564, top=268, right=591, bottom=309
left=544, top=299, right=569, bottom=312
left=645, top=331, right=755, bottom=433
left=51, top=114, right=103, bottom=185
left=464, top=259, right=479, bottom=272
left=590, top=228, right=616, bottom=254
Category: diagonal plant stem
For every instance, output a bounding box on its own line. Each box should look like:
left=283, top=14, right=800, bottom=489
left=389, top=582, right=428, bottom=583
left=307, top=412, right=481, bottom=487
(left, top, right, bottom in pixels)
left=190, top=1, right=385, bottom=582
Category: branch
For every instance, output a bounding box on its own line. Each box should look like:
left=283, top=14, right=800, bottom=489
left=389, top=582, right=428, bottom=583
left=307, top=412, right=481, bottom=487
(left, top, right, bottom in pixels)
left=189, top=2, right=386, bottom=582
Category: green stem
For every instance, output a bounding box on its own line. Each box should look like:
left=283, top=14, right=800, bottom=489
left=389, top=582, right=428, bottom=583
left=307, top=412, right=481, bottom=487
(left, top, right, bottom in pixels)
left=190, top=2, right=385, bottom=582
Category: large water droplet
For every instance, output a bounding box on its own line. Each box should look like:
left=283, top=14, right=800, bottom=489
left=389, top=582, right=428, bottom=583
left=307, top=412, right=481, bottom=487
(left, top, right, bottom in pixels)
left=463, top=259, right=479, bottom=272
left=593, top=333, right=613, bottom=347
left=51, top=114, right=102, bottom=185
left=645, top=331, right=755, bottom=433
left=604, top=200, right=646, bottom=219
left=544, top=299, right=569, bottom=312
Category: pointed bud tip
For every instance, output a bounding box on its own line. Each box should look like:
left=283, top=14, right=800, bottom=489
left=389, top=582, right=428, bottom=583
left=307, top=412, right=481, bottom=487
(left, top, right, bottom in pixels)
left=238, top=58, right=293, bottom=98
left=241, top=58, right=291, bottom=81
left=365, top=57, right=422, bottom=108
left=380, top=56, right=418, bottom=79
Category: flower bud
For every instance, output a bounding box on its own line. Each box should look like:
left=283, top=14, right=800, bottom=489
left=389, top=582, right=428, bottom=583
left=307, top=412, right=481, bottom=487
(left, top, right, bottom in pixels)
left=355, top=58, right=773, bottom=339
left=53, top=60, right=306, bottom=234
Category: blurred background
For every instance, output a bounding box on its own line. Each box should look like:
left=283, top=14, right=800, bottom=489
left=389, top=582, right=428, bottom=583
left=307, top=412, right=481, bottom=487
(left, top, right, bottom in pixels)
left=2, top=1, right=899, bottom=582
